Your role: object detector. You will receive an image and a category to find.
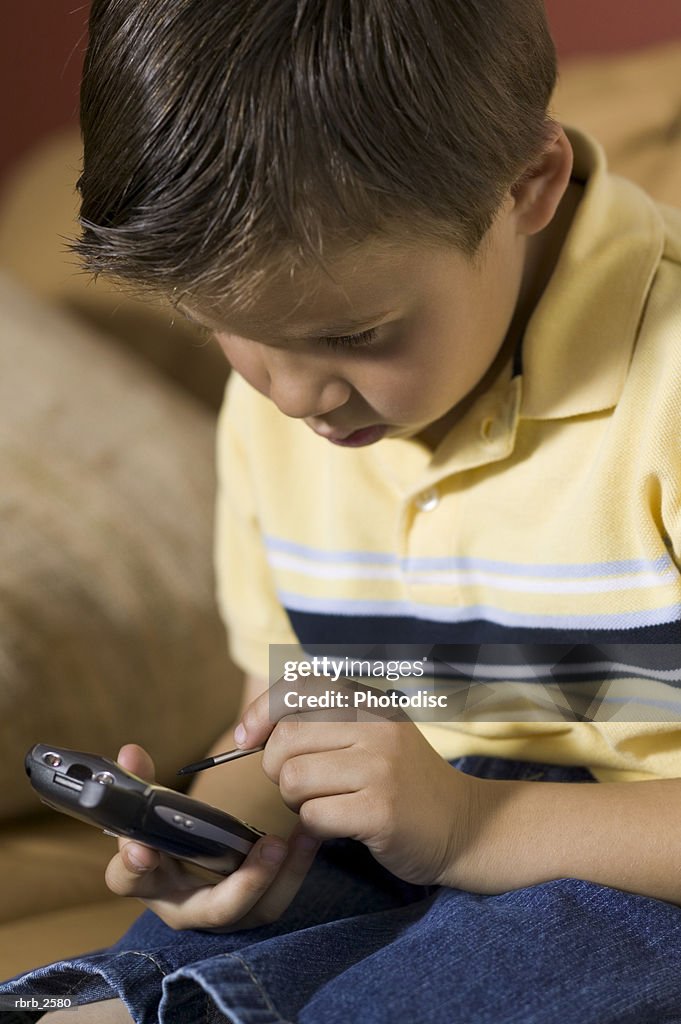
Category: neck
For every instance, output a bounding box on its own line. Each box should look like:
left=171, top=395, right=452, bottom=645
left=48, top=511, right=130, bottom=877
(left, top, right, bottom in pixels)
left=517, top=178, right=584, bottom=337
left=417, top=180, right=583, bottom=453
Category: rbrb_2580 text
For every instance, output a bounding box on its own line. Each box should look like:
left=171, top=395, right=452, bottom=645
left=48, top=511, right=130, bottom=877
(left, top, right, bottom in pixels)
left=283, top=690, right=448, bottom=709
left=1, top=997, right=73, bottom=1010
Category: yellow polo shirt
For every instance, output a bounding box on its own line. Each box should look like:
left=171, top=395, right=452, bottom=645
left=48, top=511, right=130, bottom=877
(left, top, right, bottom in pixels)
left=214, top=128, right=681, bottom=782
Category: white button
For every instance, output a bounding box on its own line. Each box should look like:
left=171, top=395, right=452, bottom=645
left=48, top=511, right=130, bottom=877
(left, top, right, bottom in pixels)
left=414, top=487, right=440, bottom=512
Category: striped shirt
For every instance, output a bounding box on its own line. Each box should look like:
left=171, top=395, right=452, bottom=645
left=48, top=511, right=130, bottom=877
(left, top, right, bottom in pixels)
left=215, top=128, right=681, bottom=781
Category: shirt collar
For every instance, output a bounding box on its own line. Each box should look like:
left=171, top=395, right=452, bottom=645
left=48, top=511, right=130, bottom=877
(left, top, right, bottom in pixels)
left=520, top=126, right=664, bottom=420
left=372, top=128, right=665, bottom=492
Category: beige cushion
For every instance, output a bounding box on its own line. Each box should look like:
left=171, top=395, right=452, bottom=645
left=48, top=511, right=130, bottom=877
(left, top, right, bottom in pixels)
left=0, top=128, right=229, bottom=411
left=0, top=273, right=242, bottom=823
left=553, top=41, right=681, bottom=207
left=0, top=898, right=143, bottom=980
left=0, top=815, right=129, bottom=927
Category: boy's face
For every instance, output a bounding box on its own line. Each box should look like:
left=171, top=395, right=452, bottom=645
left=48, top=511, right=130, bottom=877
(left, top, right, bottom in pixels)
left=211, top=195, right=534, bottom=448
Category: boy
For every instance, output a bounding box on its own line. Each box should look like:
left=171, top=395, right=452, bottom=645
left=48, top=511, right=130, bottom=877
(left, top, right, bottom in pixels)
left=4, top=0, right=681, bottom=1021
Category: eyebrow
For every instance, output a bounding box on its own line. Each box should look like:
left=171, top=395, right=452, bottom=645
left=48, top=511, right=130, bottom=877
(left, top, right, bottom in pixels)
left=300, top=311, right=393, bottom=339
left=183, top=307, right=393, bottom=339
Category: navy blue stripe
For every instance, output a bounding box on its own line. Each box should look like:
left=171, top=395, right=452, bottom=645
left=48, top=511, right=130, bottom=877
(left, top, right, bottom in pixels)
left=287, top=610, right=681, bottom=646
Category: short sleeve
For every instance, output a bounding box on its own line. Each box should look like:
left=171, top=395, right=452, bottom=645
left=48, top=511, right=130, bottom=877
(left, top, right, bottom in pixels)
left=655, top=253, right=681, bottom=573
left=587, top=721, right=681, bottom=781
left=213, top=374, right=299, bottom=680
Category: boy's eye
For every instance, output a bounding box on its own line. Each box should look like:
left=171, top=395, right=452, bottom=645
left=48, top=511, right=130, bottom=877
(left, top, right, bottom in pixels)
left=321, top=327, right=378, bottom=350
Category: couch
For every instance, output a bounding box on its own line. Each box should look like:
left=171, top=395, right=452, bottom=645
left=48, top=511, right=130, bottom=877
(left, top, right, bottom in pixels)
left=1, top=39, right=680, bottom=980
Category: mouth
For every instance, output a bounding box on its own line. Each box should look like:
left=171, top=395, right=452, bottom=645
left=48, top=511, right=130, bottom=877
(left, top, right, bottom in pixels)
left=312, top=424, right=388, bottom=447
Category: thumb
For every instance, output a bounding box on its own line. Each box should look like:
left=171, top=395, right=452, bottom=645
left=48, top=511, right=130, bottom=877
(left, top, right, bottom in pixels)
left=117, top=743, right=156, bottom=782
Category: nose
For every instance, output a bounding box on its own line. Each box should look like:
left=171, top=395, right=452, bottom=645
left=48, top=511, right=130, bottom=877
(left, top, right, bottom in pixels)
left=265, top=350, right=352, bottom=420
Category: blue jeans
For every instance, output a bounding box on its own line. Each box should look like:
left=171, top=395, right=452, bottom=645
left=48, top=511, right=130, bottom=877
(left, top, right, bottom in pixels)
left=2, top=756, right=681, bottom=1024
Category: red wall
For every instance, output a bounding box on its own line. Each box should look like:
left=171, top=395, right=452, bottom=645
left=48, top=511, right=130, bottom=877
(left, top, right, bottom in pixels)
left=544, top=0, right=681, bottom=57
left=0, top=0, right=89, bottom=192
left=2, top=1, right=681, bottom=192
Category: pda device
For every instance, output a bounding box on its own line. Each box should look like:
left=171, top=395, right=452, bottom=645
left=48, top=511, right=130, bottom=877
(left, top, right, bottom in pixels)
left=25, top=743, right=264, bottom=876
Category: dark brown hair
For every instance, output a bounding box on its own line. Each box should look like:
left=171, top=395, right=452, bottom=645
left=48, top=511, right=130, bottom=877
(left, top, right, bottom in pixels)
left=74, top=0, right=557, bottom=312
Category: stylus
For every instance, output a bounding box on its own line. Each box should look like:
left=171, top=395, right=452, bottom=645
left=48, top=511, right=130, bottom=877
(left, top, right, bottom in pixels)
left=176, top=745, right=265, bottom=776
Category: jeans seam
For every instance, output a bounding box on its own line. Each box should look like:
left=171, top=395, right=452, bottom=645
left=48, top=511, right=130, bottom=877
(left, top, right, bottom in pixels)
left=205, top=989, right=226, bottom=1024
left=221, top=953, right=294, bottom=1024
left=59, top=976, right=94, bottom=1003
left=48, top=952, right=166, bottom=1008
left=121, top=951, right=168, bottom=978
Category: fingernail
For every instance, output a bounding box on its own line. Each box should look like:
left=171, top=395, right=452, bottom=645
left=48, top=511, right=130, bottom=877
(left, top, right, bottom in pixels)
left=234, top=723, right=247, bottom=746
left=260, top=842, right=287, bottom=864
left=127, top=845, right=152, bottom=872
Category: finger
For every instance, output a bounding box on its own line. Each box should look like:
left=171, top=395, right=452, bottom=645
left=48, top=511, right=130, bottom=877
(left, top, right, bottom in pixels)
left=262, top=719, right=356, bottom=783
left=137, top=833, right=292, bottom=931
left=105, top=843, right=176, bottom=897
left=106, top=838, right=242, bottom=900
left=273, top=748, right=364, bottom=810
left=112, top=744, right=158, bottom=864
left=237, top=673, right=365, bottom=749
left=120, top=839, right=161, bottom=875
left=116, top=743, right=156, bottom=781
left=298, top=791, right=369, bottom=843
left=235, top=672, right=287, bottom=748
left=239, top=821, right=321, bottom=926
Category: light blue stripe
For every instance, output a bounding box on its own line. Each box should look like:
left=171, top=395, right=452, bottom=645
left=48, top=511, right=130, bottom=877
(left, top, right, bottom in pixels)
left=264, top=535, right=396, bottom=566
left=264, top=535, right=675, bottom=580
left=400, top=554, right=674, bottom=578
left=278, top=591, right=681, bottom=630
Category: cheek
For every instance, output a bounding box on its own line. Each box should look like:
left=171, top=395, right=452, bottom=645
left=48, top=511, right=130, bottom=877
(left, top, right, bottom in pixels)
left=215, top=333, right=269, bottom=395
left=366, top=314, right=483, bottom=421
left=357, top=354, right=443, bottom=420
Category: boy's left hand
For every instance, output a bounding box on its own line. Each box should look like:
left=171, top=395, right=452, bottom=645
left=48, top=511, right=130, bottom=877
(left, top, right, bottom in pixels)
left=236, top=677, right=483, bottom=887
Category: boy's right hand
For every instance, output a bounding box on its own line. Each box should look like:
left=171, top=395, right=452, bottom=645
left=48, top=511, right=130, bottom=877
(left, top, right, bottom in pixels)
left=104, top=744, right=320, bottom=931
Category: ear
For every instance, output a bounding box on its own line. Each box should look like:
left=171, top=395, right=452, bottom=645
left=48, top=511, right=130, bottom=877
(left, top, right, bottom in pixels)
left=510, top=125, right=574, bottom=237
